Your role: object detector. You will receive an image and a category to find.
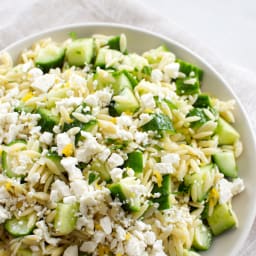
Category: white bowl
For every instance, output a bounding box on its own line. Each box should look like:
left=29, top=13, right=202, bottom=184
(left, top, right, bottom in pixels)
left=3, top=23, right=256, bottom=256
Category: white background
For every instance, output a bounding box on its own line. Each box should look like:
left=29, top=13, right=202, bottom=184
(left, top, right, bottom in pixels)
left=143, top=0, right=255, bottom=72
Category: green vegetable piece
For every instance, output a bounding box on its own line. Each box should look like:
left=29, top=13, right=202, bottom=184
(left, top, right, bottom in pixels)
left=124, top=150, right=143, bottom=173
left=193, top=94, right=212, bottom=108
left=152, top=174, right=172, bottom=210
left=5, top=213, right=36, bottom=237
left=54, top=203, right=78, bottom=235
left=176, top=78, right=200, bottom=96
left=215, top=118, right=240, bottom=145
left=112, top=71, right=133, bottom=94
left=2, top=140, right=27, bottom=178
left=37, top=108, right=60, bottom=132
left=35, top=45, right=65, bottom=73
left=107, top=35, right=127, bottom=53
left=141, top=113, right=175, bottom=134
left=184, top=164, right=214, bottom=202
left=109, top=177, right=141, bottom=212
left=91, top=160, right=111, bottom=181
left=207, top=203, right=237, bottom=236
left=187, top=108, right=209, bottom=129
left=183, top=250, right=201, bottom=256
left=94, top=48, right=122, bottom=68
left=192, top=223, right=212, bottom=251
left=112, top=87, right=139, bottom=115
left=176, top=59, right=203, bottom=80
left=14, top=103, right=35, bottom=114
left=45, top=152, right=65, bottom=174
left=141, top=66, right=152, bottom=76
left=66, top=38, right=95, bottom=66
left=213, top=151, right=237, bottom=178
left=88, top=172, right=99, bottom=184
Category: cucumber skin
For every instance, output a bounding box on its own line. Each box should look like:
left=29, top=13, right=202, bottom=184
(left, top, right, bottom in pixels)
left=176, top=78, right=200, bottom=96
left=193, top=94, right=212, bottom=108
left=124, top=150, right=143, bottom=173
left=37, top=108, right=59, bottom=132
left=192, top=223, right=212, bottom=251
left=176, top=59, right=203, bottom=81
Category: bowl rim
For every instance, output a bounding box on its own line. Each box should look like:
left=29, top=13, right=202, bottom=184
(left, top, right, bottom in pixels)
left=2, top=22, right=256, bottom=255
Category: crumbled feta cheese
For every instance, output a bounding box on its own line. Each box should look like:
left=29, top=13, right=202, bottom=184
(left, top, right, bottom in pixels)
left=56, top=97, right=83, bottom=109
left=110, top=168, right=124, bottom=182
left=61, top=157, right=83, bottom=181
left=31, top=74, right=56, bottom=93
left=85, top=88, right=112, bottom=107
left=75, top=132, right=103, bottom=163
left=161, top=153, right=180, bottom=165
left=36, top=221, right=60, bottom=245
left=27, top=172, right=40, bottom=185
left=70, top=180, right=88, bottom=198
left=51, top=180, right=71, bottom=202
left=69, top=73, right=86, bottom=86
left=28, top=68, right=43, bottom=79
left=40, top=132, right=53, bottom=145
left=117, top=114, right=133, bottom=127
left=85, top=94, right=98, bottom=107
left=151, top=69, right=163, bottom=83
left=216, top=179, right=233, bottom=204
left=100, top=216, right=112, bottom=235
left=63, top=195, right=77, bottom=204
left=97, top=147, right=111, bottom=162
left=134, top=131, right=149, bottom=145
left=231, top=178, right=245, bottom=196
left=125, top=235, right=146, bottom=256
left=80, top=241, right=97, bottom=253
left=108, top=153, right=124, bottom=169
left=139, top=113, right=153, bottom=126
left=140, top=93, right=156, bottom=110
left=0, top=205, right=10, bottom=224
left=163, top=62, right=180, bottom=79
left=155, top=163, right=174, bottom=174
left=56, top=132, right=72, bottom=155
left=116, top=225, right=126, bottom=241
left=0, top=187, right=10, bottom=202
left=63, top=245, right=78, bottom=256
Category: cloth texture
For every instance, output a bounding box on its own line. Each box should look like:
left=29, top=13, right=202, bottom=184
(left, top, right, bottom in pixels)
left=0, top=0, right=255, bottom=254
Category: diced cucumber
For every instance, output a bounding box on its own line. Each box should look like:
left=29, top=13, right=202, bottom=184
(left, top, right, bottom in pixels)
left=37, top=108, right=60, bottom=132
left=154, top=96, right=177, bottom=111
left=16, top=249, right=32, bottom=256
left=216, top=118, right=240, bottom=145
left=109, top=177, right=141, bottom=212
left=35, top=45, right=65, bottom=73
left=184, top=164, right=214, bottom=202
left=187, top=108, right=209, bottom=129
left=192, top=223, right=212, bottom=251
left=112, top=71, right=133, bottom=94
left=193, top=94, right=212, bottom=108
left=176, top=59, right=203, bottom=80
left=88, top=172, right=99, bottom=184
left=175, top=78, right=200, bottom=96
left=213, top=151, right=237, bottom=178
left=152, top=174, right=172, bottom=210
left=95, top=48, right=122, bottom=68
left=45, top=152, right=65, bottom=173
left=207, top=203, right=237, bottom=236
left=143, top=45, right=170, bottom=64
left=91, top=160, right=111, bottom=182
left=4, top=213, right=37, bottom=237
left=124, top=150, right=143, bottom=173
left=105, top=138, right=129, bottom=150
left=111, top=87, right=139, bottom=115
left=107, top=35, right=127, bottom=53
left=14, top=103, right=35, bottom=114
left=2, top=140, right=27, bottom=178
left=66, top=38, right=95, bottom=66
left=183, top=250, right=201, bottom=256
left=54, top=203, right=78, bottom=235
left=141, top=113, right=175, bottom=135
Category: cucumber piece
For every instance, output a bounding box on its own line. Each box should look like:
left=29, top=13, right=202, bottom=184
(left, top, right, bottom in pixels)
left=193, top=94, right=212, bottom=108
left=176, top=77, right=200, bottom=96
left=184, top=164, right=214, bottom=202
left=35, top=45, right=65, bottom=73
left=207, top=203, right=237, bottom=236
left=107, top=35, right=127, bottom=53
left=2, top=140, right=27, bottom=178
left=152, top=174, right=172, bottom=210
left=37, top=108, right=60, bottom=132
left=16, top=249, right=32, bottom=256
left=187, top=108, right=209, bottom=129
left=46, top=152, right=65, bottom=173
left=66, top=38, right=95, bottom=66
left=143, top=45, right=170, bottom=64
left=4, top=213, right=36, bottom=237
left=192, top=223, right=212, bottom=251
left=213, top=151, right=237, bottom=178
left=183, top=250, right=201, bottom=256
left=124, top=150, right=143, bottom=173
left=111, top=87, right=139, bottom=115
left=54, top=203, right=78, bottom=235
left=112, top=71, right=133, bottom=94
left=176, top=59, right=203, bottom=80
left=88, top=172, right=99, bottom=184
left=14, top=103, right=35, bottom=114
left=91, top=160, right=111, bottom=182
left=109, top=177, right=141, bottom=212
left=95, top=48, right=122, bottom=68
left=216, top=118, right=240, bottom=145
left=141, top=113, right=175, bottom=135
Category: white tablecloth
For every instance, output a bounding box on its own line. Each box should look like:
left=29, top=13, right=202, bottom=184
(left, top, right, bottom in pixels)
left=1, top=0, right=256, bottom=254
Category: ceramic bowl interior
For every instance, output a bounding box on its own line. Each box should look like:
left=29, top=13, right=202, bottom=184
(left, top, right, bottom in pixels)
left=4, top=23, right=256, bottom=256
